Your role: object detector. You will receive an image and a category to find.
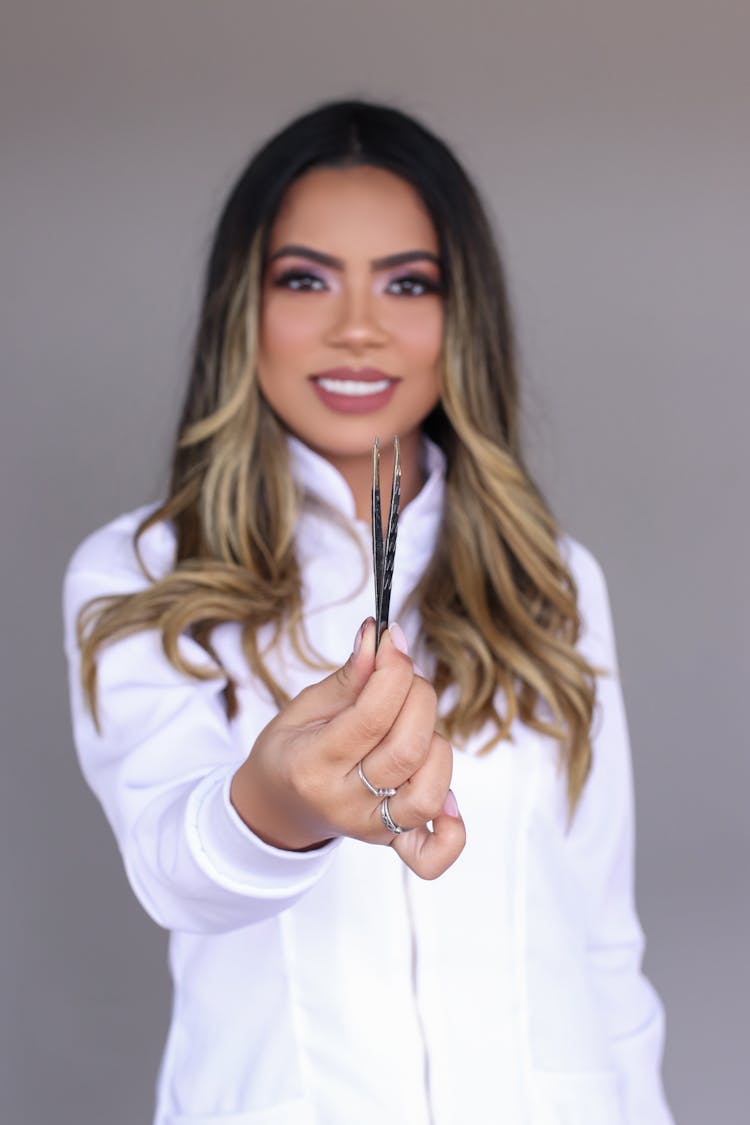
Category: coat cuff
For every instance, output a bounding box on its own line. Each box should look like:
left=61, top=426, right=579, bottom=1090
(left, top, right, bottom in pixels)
left=185, top=766, right=341, bottom=898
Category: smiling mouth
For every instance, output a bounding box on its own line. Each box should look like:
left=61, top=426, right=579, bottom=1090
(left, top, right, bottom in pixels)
left=308, top=370, right=400, bottom=414
left=314, top=377, right=393, bottom=397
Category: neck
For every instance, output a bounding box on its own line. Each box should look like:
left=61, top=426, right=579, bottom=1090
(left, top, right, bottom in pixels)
left=321, top=430, right=425, bottom=524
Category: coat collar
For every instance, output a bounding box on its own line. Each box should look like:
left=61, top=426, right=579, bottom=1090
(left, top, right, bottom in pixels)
left=286, top=431, right=446, bottom=539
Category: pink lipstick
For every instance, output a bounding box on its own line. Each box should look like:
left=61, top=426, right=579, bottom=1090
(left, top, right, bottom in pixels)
left=308, top=367, right=400, bottom=414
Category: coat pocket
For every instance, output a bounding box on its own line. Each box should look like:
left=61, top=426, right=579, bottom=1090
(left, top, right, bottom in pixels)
left=529, top=1070, right=624, bottom=1125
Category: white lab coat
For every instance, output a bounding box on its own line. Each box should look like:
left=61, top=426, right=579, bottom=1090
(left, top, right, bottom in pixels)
left=63, top=435, right=674, bottom=1125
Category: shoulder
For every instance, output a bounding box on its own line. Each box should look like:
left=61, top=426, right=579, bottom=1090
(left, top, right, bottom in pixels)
left=557, top=533, right=617, bottom=672
left=62, top=503, right=177, bottom=636
left=558, top=533, right=606, bottom=596
left=64, top=501, right=176, bottom=586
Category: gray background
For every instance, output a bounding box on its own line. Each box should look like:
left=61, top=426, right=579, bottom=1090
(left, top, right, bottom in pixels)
left=2, top=1, right=747, bottom=1122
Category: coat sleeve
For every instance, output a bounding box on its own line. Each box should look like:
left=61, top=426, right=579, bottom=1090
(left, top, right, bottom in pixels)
left=563, top=539, right=674, bottom=1124
left=62, top=516, right=340, bottom=936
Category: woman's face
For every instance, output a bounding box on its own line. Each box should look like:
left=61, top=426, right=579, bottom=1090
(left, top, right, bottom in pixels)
left=257, top=165, right=444, bottom=467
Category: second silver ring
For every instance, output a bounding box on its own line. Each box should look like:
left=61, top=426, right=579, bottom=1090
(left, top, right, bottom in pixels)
left=380, top=795, right=411, bottom=835
left=358, top=759, right=397, bottom=799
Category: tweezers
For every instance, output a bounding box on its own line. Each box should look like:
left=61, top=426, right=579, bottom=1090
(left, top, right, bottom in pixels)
left=371, top=435, right=401, bottom=651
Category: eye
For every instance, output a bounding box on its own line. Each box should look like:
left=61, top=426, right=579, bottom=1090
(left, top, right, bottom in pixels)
left=273, top=269, right=327, bottom=292
left=386, top=274, right=442, bottom=297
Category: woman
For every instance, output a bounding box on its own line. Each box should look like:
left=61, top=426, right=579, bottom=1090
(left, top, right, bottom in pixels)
left=63, top=99, right=673, bottom=1124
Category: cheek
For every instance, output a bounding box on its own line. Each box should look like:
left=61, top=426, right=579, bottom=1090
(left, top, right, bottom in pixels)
left=260, top=299, right=319, bottom=364
left=390, top=304, right=444, bottom=364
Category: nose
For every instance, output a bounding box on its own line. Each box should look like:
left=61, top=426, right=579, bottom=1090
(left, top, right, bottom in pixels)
left=324, top=283, right=389, bottom=353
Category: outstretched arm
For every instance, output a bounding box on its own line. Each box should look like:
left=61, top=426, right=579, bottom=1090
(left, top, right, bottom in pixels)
left=64, top=527, right=464, bottom=935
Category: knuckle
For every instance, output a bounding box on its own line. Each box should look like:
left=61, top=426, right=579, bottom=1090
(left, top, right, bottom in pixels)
left=413, top=674, right=438, bottom=712
left=389, top=740, right=423, bottom=777
left=410, top=780, right=446, bottom=824
left=355, top=710, right=388, bottom=746
left=283, top=751, right=313, bottom=798
left=333, top=662, right=352, bottom=691
left=432, top=731, right=452, bottom=755
left=430, top=733, right=453, bottom=771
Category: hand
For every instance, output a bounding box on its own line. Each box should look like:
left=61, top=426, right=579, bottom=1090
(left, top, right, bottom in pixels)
left=230, top=618, right=466, bottom=880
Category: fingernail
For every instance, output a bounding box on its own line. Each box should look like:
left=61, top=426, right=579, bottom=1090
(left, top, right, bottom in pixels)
left=388, top=621, right=409, bottom=655
left=442, top=790, right=461, bottom=819
left=353, top=617, right=373, bottom=657
left=413, top=662, right=427, bottom=678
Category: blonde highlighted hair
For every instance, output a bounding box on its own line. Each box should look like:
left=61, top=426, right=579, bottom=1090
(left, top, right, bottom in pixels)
left=78, top=100, right=599, bottom=820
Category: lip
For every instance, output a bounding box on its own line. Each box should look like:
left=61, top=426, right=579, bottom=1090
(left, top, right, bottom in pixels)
left=308, top=367, right=400, bottom=415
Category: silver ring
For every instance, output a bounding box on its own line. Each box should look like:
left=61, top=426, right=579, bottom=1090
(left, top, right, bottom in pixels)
left=358, top=760, right=397, bottom=799
left=380, top=795, right=411, bottom=835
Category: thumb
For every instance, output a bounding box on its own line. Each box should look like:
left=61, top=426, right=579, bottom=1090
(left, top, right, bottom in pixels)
left=288, top=617, right=377, bottom=725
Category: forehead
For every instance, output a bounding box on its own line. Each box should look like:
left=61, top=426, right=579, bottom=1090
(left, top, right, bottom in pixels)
left=267, top=165, right=438, bottom=254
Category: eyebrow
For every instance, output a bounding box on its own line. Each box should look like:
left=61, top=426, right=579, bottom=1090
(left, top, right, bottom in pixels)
left=267, top=244, right=442, bottom=271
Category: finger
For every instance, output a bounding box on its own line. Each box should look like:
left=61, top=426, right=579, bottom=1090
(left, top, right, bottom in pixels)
left=371, top=732, right=452, bottom=833
left=283, top=617, right=377, bottom=728
left=353, top=672, right=438, bottom=793
left=324, top=628, right=416, bottom=761
left=392, top=791, right=466, bottom=880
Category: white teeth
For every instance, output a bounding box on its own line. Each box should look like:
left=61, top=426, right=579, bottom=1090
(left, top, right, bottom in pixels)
left=316, top=378, right=391, bottom=396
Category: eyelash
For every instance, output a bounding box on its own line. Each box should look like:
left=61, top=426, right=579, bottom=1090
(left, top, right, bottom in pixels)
left=388, top=274, right=443, bottom=297
left=273, top=270, right=325, bottom=292
left=273, top=269, right=442, bottom=297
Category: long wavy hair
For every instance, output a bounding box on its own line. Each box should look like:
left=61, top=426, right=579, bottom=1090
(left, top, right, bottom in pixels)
left=77, top=99, right=600, bottom=819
